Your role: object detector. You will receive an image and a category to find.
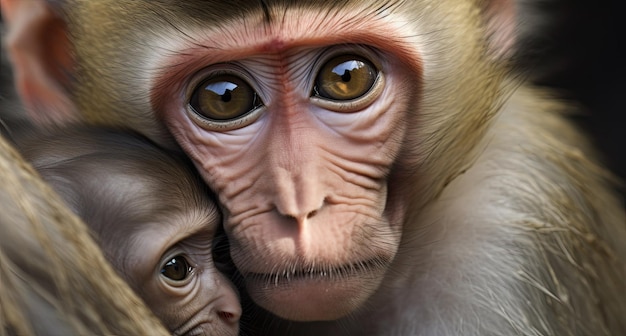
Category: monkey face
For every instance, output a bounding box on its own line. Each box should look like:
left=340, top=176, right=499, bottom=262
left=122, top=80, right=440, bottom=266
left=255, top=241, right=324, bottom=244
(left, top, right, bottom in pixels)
left=19, top=127, right=243, bottom=334
left=122, top=207, right=241, bottom=336
left=162, top=45, right=413, bottom=321
left=5, top=0, right=626, bottom=334
left=66, top=0, right=501, bottom=323
left=81, top=151, right=243, bottom=335
left=151, top=24, right=424, bottom=322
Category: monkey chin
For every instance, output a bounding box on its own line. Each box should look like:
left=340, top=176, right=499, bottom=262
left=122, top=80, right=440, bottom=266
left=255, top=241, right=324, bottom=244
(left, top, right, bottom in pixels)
left=243, top=260, right=388, bottom=321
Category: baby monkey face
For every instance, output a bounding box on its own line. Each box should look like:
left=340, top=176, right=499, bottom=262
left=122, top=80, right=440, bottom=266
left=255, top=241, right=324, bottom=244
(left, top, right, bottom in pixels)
left=22, top=128, right=241, bottom=335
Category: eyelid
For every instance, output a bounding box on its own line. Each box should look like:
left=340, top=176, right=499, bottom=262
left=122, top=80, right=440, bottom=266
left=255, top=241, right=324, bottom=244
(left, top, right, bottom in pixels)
left=187, top=104, right=265, bottom=132
left=185, top=63, right=261, bottom=99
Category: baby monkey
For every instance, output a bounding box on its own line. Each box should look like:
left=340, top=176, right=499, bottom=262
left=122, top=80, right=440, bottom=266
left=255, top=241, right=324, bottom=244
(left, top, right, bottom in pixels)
left=16, top=126, right=241, bottom=336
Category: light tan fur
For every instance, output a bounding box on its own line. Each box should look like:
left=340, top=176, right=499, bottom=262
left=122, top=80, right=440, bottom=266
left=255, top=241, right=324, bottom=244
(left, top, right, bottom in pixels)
left=1, top=0, right=624, bottom=335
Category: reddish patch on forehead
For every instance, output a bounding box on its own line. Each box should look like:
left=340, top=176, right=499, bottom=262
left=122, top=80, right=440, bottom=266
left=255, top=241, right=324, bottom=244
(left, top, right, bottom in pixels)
left=259, top=37, right=289, bottom=53
left=150, top=6, right=424, bottom=118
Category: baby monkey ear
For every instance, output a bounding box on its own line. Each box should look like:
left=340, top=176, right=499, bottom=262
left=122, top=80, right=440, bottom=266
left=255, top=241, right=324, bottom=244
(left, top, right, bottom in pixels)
left=1, top=0, right=77, bottom=126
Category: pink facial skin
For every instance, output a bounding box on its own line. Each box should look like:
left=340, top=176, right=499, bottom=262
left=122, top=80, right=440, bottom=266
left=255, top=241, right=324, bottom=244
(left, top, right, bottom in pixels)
left=6, top=1, right=625, bottom=335
left=152, top=7, right=422, bottom=321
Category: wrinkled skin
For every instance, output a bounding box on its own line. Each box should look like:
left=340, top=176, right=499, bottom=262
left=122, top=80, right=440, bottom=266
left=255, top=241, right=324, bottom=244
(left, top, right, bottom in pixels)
left=2, top=0, right=625, bottom=335
left=162, top=42, right=412, bottom=320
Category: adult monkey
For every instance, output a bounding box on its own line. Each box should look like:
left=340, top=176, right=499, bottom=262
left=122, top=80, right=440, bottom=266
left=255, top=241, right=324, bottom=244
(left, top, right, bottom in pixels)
left=2, top=1, right=626, bottom=336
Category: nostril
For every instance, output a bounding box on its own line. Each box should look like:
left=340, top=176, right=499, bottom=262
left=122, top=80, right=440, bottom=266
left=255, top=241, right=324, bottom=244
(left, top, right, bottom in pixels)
left=275, top=196, right=327, bottom=222
left=217, top=309, right=240, bottom=325
left=219, top=311, right=234, bottom=321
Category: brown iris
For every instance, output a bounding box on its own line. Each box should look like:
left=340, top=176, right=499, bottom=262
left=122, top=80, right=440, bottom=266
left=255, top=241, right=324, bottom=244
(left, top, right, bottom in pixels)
left=161, top=255, right=191, bottom=281
left=315, top=55, right=377, bottom=101
left=189, top=75, right=258, bottom=121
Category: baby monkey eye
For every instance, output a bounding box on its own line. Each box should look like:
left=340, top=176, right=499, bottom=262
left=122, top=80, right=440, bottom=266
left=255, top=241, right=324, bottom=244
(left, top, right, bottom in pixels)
left=314, top=55, right=378, bottom=101
left=160, top=255, right=192, bottom=281
left=189, top=75, right=261, bottom=121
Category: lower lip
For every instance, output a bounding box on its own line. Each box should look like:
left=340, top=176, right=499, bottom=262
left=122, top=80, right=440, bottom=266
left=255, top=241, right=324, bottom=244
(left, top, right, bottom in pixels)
left=242, top=262, right=387, bottom=321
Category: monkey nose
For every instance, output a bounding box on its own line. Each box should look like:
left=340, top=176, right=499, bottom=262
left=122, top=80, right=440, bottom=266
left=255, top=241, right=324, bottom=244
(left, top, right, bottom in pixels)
left=270, top=167, right=327, bottom=224
left=275, top=197, right=325, bottom=224
left=217, top=310, right=240, bottom=325
left=215, top=297, right=242, bottom=327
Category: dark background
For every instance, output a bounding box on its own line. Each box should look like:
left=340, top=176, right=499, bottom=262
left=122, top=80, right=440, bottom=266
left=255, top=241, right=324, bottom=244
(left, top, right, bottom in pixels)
left=520, top=0, right=625, bottom=202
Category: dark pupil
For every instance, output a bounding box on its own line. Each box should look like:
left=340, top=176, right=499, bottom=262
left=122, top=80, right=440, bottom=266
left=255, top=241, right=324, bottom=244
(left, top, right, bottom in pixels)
left=161, top=256, right=189, bottom=281
left=205, top=81, right=238, bottom=101
left=340, top=69, right=351, bottom=82
left=334, top=61, right=361, bottom=82
left=221, top=89, right=232, bottom=102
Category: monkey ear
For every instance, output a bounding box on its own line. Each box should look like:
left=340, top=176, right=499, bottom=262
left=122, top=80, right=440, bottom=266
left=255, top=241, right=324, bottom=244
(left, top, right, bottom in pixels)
left=1, top=0, right=77, bottom=125
left=480, top=0, right=518, bottom=59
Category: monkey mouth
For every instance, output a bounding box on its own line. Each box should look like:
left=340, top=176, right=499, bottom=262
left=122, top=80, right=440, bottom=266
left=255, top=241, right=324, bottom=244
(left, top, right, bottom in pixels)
left=241, top=255, right=391, bottom=321
left=243, top=256, right=390, bottom=288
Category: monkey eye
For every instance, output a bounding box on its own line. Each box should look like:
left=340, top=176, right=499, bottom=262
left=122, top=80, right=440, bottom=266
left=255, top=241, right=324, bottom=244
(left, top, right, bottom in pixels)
left=189, top=74, right=262, bottom=122
left=313, top=55, right=378, bottom=101
left=160, top=255, right=193, bottom=282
